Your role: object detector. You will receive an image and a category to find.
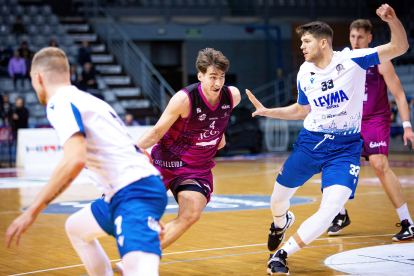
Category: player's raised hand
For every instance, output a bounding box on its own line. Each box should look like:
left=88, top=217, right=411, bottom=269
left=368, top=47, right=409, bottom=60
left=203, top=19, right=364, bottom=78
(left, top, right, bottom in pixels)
left=246, top=89, right=267, bottom=117
left=403, top=128, right=414, bottom=149
left=5, top=211, right=37, bottom=248
left=376, top=4, right=396, bottom=22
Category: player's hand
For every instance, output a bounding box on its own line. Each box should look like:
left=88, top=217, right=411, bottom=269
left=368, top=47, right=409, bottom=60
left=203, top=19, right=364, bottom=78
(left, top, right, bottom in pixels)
left=158, top=220, right=166, bottom=242
left=376, top=4, right=397, bottom=23
left=5, top=210, right=37, bottom=248
left=246, top=89, right=267, bottom=117
left=403, top=127, right=414, bottom=149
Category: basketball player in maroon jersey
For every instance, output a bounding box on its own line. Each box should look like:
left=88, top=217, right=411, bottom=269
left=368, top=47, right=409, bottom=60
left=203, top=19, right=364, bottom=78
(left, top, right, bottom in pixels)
left=116, top=48, right=241, bottom=273
left=328, top=19, right=414, bottom=241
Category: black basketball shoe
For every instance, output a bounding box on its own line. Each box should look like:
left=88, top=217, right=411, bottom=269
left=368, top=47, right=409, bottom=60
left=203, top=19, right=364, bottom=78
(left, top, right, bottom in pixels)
left=392, top=219, right=414, bottom=241
left=268, top=211, right=295, bottom=251
left=327, top=210, right=351, bottom=236
left=267, top=249, right=289, bottom=275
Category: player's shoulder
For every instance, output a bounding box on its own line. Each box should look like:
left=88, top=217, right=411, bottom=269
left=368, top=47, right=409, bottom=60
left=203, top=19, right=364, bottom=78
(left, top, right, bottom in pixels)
left=297, top=62, right=315, bottom=82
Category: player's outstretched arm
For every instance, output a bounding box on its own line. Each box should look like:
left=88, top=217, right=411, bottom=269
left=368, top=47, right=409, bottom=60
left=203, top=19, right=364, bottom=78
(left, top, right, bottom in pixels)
left=137, top=91, right=190, bottom=149
left=379, top=62, right=414, bottom=148
left=376, top=4, right=409, bottom=63
left=5, top=133, right=86, bottom=248
left=246, top=89, right=310, bottom=120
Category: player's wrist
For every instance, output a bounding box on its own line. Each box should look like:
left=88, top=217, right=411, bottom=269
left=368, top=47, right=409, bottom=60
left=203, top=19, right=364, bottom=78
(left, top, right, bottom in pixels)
left=402, top=121, right=412, bottom=130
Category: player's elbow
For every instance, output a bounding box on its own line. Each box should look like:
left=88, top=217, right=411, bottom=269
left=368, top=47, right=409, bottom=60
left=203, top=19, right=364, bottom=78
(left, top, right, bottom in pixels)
left=392, top=43, right=409, bottom=56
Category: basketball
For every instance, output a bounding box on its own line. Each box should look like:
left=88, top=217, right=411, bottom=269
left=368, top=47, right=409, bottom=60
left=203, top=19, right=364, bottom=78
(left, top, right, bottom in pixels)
left=139, top=147, right=153, bottom=164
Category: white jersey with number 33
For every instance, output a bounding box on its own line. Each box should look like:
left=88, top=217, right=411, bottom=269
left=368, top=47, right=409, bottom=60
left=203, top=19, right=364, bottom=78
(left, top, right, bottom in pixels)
left=46, top=86, right=160, bottom=201
left=297, top=47, right=380, bottom=135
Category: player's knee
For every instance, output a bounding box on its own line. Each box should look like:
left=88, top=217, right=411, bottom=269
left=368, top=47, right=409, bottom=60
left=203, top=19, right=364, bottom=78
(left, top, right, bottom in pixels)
left=185, top=212, right=201, bottom=228
left=65, top=215, right=78, bottom=237
left=370, top=157, right=388, bottom=176
left=317, top=203, right=343, bottom=225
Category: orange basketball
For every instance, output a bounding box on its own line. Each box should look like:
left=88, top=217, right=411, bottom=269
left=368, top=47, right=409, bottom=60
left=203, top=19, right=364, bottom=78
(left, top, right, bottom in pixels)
left=139, top=147, right=153, bottom=164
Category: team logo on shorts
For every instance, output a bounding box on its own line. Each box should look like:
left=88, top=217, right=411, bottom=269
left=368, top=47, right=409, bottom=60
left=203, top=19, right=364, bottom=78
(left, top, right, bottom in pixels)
left=336, top=64, right=345, bottom=75
left=148, top=216, right=162, bottom=233
left=279, top=166, right=284, bottom=175
left=370, top=141, right=387, bottom=148
left=198, top=114, right=206, bottom=121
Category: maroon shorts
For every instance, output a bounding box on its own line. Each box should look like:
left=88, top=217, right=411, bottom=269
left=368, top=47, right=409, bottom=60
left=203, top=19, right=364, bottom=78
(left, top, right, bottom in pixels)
left=360, top=118, right=390, bottom=160
left=155, top=166, right=213, bottom=203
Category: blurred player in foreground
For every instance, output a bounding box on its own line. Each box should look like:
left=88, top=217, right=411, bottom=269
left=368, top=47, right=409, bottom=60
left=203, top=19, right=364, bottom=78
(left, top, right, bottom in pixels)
left=5, top=47, right=167, bottom=276
left=327, top=19, right=414, bottom=240
left=116, top=48, right=241, bottom=274
left=247, top=4, right=408, bottom=275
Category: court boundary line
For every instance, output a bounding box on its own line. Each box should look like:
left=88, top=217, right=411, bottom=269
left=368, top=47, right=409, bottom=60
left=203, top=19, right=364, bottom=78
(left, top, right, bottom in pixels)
left=7, top=234, right=395, bottom=276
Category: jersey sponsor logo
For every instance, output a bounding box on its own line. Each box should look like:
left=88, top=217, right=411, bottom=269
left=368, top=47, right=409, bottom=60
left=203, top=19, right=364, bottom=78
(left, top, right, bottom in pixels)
left=310, top=77, right=315, bottom=84
left=304, top=85, right=314, bottom=91
left=197, top=108, right=202, bottom=113
left=209, top=117, right=218, bottom=120
left=198, top=114, right=206, bottom=121
left=336, top=64, right=345, bottom=75
left=313, top=90, right=349, bottom=109
left=370, top=141, right=387, bottom=148
left=198, top=129, right=220, bottom=140
left=221, top=104, right=231, bottom=109
left=153, top=160, right=183, bottom=168
left=196, top=137, right=219, bottom=147
left=322, top=111, right=347, bottom=119
left=222, top=112, right=229, bottom=118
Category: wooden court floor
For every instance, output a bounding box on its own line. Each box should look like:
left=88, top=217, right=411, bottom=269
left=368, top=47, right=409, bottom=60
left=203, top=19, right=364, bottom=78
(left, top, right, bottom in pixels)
left=0, top=153, right=413, bottom=275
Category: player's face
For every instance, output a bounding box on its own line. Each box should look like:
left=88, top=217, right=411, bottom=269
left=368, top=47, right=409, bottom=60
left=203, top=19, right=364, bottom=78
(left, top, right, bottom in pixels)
left=300, top=33, right=323, bottom=63
left=30, top=70, right=47, bottom=106
left=198, top=66, right=225, bottom=97
left=349, top=28, right=372, bottom=49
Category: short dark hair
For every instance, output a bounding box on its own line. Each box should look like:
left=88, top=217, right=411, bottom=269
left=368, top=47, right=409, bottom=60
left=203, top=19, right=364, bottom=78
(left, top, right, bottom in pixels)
left=196, top=48, right=230, bottom=74
left=350, top=19, right=372, bottom=34
left=295, top=21, right=333, bottom=45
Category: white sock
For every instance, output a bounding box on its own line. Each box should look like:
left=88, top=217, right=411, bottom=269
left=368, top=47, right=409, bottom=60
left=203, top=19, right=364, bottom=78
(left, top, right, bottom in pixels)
left=339, top=206, right=346, bottom=215
left=274, top=214, right=287, bottom=229
left=281, top=236, right=300, bottom=257
left=396, top=203, right=414, bottom=224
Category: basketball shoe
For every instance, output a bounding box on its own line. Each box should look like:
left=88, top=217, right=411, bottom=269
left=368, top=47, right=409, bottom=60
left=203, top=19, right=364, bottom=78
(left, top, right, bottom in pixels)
left=392, top=219, right=414, bottom=241
left=268, top=211, right=295, bottom=251
left=327, top=210, right=351, bottom=236
left=267, top=249, right=289, bottom=275
left=115, top=262, right=124, bottom=276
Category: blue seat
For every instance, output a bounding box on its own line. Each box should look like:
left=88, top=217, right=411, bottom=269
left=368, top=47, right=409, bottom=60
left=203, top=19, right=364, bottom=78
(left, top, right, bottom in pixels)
left=32, top=35, right=45, bottom=46
left=48, top=15, right=59, bottom=25
left=0, top=24, right=9, bottom=36
left=26, top=5, right=38, bottom=16
left=15, top=5, right=24, bottom=15
left=41, top=25, right=53, bottom=36
left=41, top=5, right=52, bottom=15
left=3, top=34, right=16, bottom=46
left=54, top=24, right=66, bottom=36
left=27, top=25, right=38, bottom=35
left=18, top=34, right=31, bottom=44
left=0, top=5, right=9, bottom=15
left=5, top=14, right=15, bottom=25
left=22, top=14, right=31, bottom=25
left=33, top=15, right=45, bottom=25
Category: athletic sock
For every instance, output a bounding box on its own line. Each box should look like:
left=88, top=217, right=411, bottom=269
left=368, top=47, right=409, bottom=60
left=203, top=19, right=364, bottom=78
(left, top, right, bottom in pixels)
left=274, top=213, right=287, bottom=229
left=339, top=206, right=346, bottom=215
left=396, top=203, right=414, bottom=224
left=281, top=236, right=300, bottom=257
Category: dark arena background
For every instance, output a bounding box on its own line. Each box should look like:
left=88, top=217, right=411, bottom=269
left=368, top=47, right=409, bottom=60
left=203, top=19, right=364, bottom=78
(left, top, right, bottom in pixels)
left=0, top=0, right=413, bottom=275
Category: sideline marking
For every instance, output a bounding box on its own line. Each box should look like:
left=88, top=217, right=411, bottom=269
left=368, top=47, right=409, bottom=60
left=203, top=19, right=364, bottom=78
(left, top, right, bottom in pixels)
left=8, top=234, right=395, bottom=275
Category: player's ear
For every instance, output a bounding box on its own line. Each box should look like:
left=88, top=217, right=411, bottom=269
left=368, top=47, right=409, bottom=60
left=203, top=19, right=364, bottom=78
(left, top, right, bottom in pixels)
left=197, top=72, right=203, bottom=82
left=368, top=34, right=373, bottom=44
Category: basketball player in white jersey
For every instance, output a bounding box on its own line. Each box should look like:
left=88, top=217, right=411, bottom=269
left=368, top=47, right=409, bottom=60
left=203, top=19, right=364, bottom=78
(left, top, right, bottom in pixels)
left=327, top=19, right=414, bottom=241
left=247, top=4, right=409, bottom=274
left=5, top=47, right=167, bottom=276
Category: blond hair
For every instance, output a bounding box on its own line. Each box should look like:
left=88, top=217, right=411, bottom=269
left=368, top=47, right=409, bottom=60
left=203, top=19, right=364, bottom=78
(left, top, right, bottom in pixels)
left=32, top=47, right=69, bottom=73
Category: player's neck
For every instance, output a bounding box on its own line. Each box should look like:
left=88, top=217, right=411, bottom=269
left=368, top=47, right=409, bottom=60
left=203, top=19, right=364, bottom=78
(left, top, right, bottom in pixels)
left=314, top=49, right=334, bottom=70
left=45, top=82, right=72, bottom=103
left=201, top=88, right=221, bottom=107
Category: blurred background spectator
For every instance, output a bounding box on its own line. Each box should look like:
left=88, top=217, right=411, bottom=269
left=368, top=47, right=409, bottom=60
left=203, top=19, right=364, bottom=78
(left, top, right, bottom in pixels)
left=49, top=39, right=59, bottom=47
left=77, top=41, right=92, bottom=66
left=8, top=97, right=29, bottom=140
left=18, top=42, right=33, bottom=78
left=124, top=113, right=140, bottom=126
left=79, top=62, right=97, bottom=91
left=70, top=64, right=79, bottom=87
left=1, top=94, right=13, bottom=124
left=12, top=16, right=25, bottom=36
left=0, top=47, right=13, bottom=76
left=8, top=51, right=26, bottom=89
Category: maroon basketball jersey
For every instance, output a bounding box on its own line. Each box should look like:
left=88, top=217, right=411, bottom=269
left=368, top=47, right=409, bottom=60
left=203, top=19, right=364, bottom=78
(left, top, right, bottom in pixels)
left=151, top=83, right=233, bottom=171
left=363, top=65, right=391, bottom=119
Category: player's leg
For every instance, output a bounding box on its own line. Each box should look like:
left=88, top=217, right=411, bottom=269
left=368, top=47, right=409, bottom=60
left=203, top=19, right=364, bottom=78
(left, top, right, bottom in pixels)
left=65, top=204, right=113, bottom=276
left=369, top=154, right=414, bottom=240
left=161, top=188, right=207, bottom=248
left=122, top=251, right=160, bottom=276
left=268, top=185, right=352, bottom=275
left=268, top=144, right=320, bottom=251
